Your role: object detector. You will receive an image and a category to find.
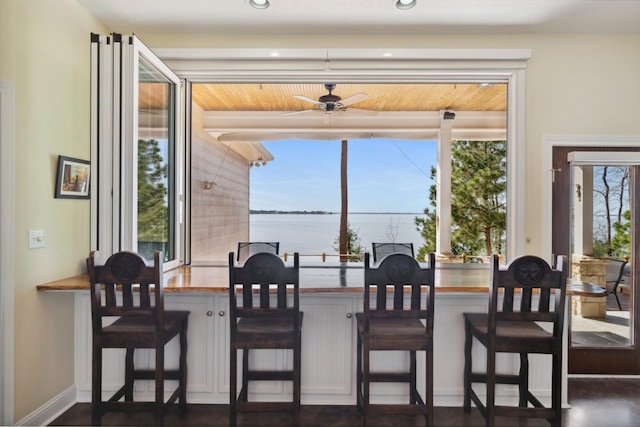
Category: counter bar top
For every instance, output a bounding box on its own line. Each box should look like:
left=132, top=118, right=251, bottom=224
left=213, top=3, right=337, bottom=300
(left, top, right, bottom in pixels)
left=36, top=263, right=606, bottom=297
left=37, top=263, right=492, bottom=293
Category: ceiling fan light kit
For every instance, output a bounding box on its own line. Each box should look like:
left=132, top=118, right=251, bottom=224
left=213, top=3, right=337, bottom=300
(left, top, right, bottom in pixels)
left=289, top=83, right=377, bottom=116
left=395, top=0, right=417, bottom=10
left=248, top=0, right=270, bottom=9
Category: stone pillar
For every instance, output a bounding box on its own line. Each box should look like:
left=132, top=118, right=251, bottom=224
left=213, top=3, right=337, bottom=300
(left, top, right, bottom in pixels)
left=571, top=255, right=607, bottom=318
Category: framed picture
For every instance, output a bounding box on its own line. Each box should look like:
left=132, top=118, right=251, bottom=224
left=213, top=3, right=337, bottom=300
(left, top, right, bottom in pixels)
left=55, top=156, right=90, bottom=199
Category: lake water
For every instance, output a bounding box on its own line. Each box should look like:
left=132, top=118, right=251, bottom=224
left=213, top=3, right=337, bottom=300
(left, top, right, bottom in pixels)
left=250, top=213, right=426, bottom=261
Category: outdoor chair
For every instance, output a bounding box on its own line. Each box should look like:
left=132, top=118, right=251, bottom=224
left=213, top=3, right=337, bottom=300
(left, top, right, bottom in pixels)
left=371, top=242, right=415, bottom=263
left=605, top=259, right=627, bottom=310
left=236, top=241, right=280, bottom=264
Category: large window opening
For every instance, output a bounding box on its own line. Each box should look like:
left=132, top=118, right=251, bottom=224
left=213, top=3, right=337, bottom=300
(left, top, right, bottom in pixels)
left=188, top=81, right=509, bottom=264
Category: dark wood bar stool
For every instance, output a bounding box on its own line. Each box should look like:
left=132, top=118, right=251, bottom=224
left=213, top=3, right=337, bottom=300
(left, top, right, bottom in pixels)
left=356, top=252, right=436, bottom=426
left=228, top=251, right=302, bottom=426
left=463, top=254, right=568, bottom=427
left=87, top=251, right=189, bottom=425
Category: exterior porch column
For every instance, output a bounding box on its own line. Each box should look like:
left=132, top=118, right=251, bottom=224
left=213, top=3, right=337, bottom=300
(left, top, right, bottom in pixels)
left=436, top=111, right=453, bottom=255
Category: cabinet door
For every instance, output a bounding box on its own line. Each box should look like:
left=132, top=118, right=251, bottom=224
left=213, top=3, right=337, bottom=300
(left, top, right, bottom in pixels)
left=212, top=294, right=230, bottom=402
left=166, top=295, right=216, bottom=399
left=300, top=295, right=356, bottom=403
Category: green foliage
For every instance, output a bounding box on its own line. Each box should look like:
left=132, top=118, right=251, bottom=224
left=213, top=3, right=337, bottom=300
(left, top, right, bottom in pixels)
left=334, top=222, right=364, bottom=261
left=416, top=140, right=506, bottom=258
left=138, top=139, right=168, bottom=243
left=611, top=210, right=631, bottom=257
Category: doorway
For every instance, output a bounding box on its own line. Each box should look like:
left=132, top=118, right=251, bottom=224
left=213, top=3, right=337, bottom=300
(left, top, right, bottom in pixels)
left=552, top=145, right=640, bottom=374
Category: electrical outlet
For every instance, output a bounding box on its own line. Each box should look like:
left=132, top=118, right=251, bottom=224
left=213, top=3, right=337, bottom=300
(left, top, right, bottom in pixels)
left=28, top=230, right=45, bottom=249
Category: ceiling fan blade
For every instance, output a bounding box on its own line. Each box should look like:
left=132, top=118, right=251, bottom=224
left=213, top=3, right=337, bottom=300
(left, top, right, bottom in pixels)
left=293, top=95, right=323, bottom=106
left=336, top=107, right=378, bottom=116
left=282, top=109, right=319, bottom=116
left=338, top=93, right=369, bottom=107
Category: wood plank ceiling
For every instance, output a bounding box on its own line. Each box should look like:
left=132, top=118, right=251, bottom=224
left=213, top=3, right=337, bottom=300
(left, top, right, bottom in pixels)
left=190, top=83, right=506, bottom=113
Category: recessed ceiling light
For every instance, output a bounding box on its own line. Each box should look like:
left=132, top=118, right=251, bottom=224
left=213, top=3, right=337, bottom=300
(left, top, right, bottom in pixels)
left=269, top=51, right=280, bottom=57
left=382, top=52, right=393, bottom=57
left=395, top=0, right=417, bottom=10
left=478, top=83, right=493, bottom=88
left=249, top=0, right=270, bottom=9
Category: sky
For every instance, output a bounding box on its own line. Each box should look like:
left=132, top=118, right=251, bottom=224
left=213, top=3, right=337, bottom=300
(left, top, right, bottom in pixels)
left=250, top=138, right=437, bottom=213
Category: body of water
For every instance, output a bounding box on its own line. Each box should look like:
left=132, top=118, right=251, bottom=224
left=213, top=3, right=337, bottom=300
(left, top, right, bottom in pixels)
left=250, top=213, right=426, bottom=260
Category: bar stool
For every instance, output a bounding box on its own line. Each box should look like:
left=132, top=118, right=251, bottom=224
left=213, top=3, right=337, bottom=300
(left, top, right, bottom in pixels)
left=356, top=252, right=436, bottom=426
left=463, top=254, right=568, bottom=427
left=87, top=251, right=189, bottom=425
left=228, top=251, right=302, bottom=426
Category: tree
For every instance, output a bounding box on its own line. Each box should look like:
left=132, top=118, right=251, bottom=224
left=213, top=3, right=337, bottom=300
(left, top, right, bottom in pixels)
left=611, top=210, right=631, bottom=257
left=138, top=138, right=169, bottom=244
left=334, top=222, right=364, bottom=262
left=416, top=140, right=506, bottom=261
left=593, top=166, right=629, bottom=256
left=339, top=140, right=349, bottom=261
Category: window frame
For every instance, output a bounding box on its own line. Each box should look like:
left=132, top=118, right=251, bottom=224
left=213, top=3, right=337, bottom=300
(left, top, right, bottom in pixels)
left=91, top=35, right=183, bottom=270
left=159, top=48, right=528, bottom=263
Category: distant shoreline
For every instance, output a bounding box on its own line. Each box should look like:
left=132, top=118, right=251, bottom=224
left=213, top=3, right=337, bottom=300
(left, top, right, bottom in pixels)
left=250, top=210, right=422, bottom=215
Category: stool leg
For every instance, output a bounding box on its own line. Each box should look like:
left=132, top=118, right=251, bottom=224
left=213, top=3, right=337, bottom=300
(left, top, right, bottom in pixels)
left=426, top=342, right=434, bottom=427
left=356, top=330, right=363, bottom=415
left=155, top=346, right=165, bottom=426
left=551, top=352, right=562, bottom=427
left=463, top=321, right=472, bottom=413
left=485, top=347, right=496, bottom=427
left=240, top=349, right=249, bottom=402
left=294, top=332, right=301, bottom=424
left=179, top=321, right=188, bottom=413
left=363, top=337, right=370, bottom=427
left=229, top=346, right=237, bottom=426
left=92, top=346, right=102, bottom=426
left=518, top=353, right=529, bottom=407
left=125, top=348, right=134, bottom=401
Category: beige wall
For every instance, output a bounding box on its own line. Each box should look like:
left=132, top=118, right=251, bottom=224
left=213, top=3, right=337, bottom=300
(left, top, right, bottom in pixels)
left=1, top=0, right=639, bottom=422
left=191, top=103, right=250, bottom=263
left=142, top=32, right=640, bottom=256
left=0, top=0, right=106, bottom=421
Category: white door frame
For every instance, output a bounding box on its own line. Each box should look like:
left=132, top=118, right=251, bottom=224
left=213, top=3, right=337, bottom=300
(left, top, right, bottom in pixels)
left=0, top=79, right=16, bottom=424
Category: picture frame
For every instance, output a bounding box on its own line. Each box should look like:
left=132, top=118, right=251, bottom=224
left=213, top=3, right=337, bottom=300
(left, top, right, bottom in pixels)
left=55, top=155, right=90, bottom=199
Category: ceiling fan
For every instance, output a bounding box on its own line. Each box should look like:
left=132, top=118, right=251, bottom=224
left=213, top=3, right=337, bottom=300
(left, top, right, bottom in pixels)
left=286, top=83, right=377, bottom=116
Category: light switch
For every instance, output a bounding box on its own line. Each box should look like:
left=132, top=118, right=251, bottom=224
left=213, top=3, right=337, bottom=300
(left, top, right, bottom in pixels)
left=28, top=230, right=45, bottom=249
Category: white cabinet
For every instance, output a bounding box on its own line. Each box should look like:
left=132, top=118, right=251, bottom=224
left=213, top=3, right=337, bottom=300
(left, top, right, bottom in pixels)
left=73, top=291, right=556, bottom=406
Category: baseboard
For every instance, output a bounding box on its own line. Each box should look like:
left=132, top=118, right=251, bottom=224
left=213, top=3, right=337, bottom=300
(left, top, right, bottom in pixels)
left=15, top=385, right=77, bottom=426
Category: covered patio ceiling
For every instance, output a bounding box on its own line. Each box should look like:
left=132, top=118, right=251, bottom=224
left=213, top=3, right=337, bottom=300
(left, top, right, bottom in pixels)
left=190, top=83, right=508, bottom=144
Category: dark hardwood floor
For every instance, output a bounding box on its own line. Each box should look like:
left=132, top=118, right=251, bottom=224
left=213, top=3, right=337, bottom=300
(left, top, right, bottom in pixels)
left=50, top=377, right=640, bottom=427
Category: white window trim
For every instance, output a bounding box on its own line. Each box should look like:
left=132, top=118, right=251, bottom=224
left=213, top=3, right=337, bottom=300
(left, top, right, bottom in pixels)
left=158, top=47, right=529, bottom=261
